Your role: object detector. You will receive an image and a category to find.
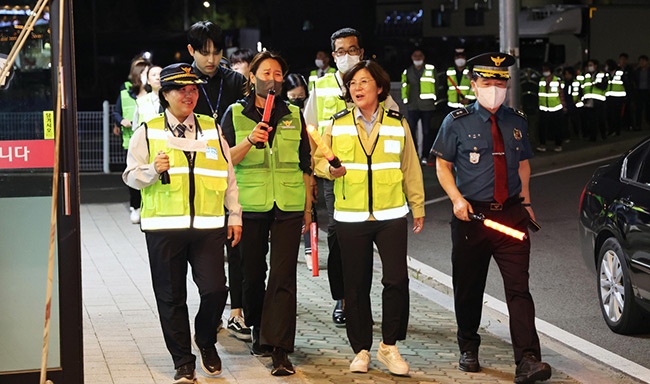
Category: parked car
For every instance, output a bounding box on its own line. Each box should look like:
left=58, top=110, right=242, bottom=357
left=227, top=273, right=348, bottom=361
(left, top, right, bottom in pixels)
left=579, top=136, right=650, bottom=334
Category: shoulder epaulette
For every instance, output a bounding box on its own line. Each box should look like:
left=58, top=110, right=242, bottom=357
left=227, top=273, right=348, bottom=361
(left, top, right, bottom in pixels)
left=386, top=109, right=403, bottom=120
left=451, top=107, right=471, bottom=119
left=332, top=108, right=351, bottom=120
left=512, top=108, right=528, bottom=121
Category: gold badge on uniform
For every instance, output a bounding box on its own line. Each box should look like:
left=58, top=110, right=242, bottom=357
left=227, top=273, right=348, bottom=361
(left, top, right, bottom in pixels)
left=469, top=152, right=480, bottom=164
left=513, top=128, right=522, bottom=140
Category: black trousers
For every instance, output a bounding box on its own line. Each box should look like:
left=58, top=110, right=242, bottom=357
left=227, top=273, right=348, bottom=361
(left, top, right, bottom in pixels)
left=450, top=203, right=540, bottom=363
left=240, top=213, right=302, bottom=352
left=336, top=218, right=410, bottom=353
left=537, top=110, right=564, bottom=147
left=606, top=97, right=625, bottom=135
left=129, top=186, right=141, bottom=209
left=145, top=228, right=228, bottom=369
left=406, top=109, right=434, bottom=159
left=583, top=101, right=607, bottom=141
left=226, top=214, right=244, bottom=310
left=322, top=178, right=344, bottom=300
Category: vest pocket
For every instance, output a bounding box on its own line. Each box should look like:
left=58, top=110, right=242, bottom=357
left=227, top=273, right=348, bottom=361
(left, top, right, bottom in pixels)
left=198, top=177, right=227, bottom=216
left=278, top=175, right=306, bottom=211
left=237, top=179, right=270, bottom=211
left=240, top=145, right=266, bottom=167
left=277, top=129, right=301, bottom=164
left=334, top=136, right=355, bottom=162
left=373, top=169, right=404, bottom=210
left=154, top=179, right=185, bottom=215
left=334, top=170, right=367, bottom=211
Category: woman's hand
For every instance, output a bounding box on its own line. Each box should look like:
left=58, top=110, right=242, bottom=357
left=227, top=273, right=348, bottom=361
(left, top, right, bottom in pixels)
left=248, top=121, right=273, bottom=145
left=120, top=118, right=132, bottom=128
left=329, top=165, right=347, bottom=178
left=154, top=151, right=170, bottom=174
left=228, top=225, right=242, bottom=247
left=412, top=217, right=424, bottom=234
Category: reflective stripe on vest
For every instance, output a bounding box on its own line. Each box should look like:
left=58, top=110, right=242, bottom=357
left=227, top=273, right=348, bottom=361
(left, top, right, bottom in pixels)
left=313, top=74, right=347, bottom=133
left=606, top=70, right=626, bottom=97
left=401, top=64, right=437, bottom=104
left=538, top=77, right=563, bottom=112
left=331, top=109, right=407, bottom=222
left=582, top=73, right=607, bottom=102
left=140, top=114, right=228, bottom=231
left=446, top=67, right=475, bottom=108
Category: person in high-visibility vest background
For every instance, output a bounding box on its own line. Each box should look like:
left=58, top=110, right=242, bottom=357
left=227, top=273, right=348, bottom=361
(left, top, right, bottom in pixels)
left=446, top=48, right=475, bottom=113
left=536, top=63, right=566, bottom=152
left=401, top=48, right=437, bottom=163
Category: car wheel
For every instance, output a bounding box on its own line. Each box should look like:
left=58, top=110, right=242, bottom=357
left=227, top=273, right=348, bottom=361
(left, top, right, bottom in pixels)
left=597, top=238, right=643, bottom=334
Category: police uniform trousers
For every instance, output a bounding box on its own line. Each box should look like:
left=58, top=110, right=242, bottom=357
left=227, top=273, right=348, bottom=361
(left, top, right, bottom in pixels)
left=145, top=227, right=228, bottom=369
left=336, top=217, right=410, bottom=353
left=450, top=200, right=541, bottom=363
left=239, top=211, right=302, bottom=352
left=321, top=178, right=345, bottom=300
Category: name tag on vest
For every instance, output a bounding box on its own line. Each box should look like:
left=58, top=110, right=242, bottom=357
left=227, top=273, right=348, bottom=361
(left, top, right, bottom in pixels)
left=384, top=140, right=400, bottom=154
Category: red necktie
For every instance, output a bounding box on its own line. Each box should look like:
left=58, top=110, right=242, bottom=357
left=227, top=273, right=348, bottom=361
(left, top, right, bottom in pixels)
left=489, top=114, right=508, bottom=204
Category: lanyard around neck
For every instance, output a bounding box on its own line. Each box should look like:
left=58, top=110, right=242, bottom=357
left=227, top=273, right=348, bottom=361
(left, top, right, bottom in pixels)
left=200, top=76, right=224, bottom=120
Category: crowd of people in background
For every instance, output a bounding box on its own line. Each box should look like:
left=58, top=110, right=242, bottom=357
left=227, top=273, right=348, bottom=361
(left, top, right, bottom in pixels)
left=113, top=18, right=650, bottom=384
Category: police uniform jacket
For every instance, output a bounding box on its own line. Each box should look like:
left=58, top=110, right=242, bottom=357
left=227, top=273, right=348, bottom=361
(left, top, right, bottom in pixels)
left=431, top=102, right=533, bottom=201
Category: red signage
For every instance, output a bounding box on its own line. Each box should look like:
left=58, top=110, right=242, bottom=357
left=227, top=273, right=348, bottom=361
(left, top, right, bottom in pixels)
left=0, top=140, right=55, bottom=169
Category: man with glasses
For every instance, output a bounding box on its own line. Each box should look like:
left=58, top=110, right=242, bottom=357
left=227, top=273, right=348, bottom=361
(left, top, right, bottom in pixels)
left=186, top=21, right=251, bottom=343
left=304, top=28, right=398, bottom=328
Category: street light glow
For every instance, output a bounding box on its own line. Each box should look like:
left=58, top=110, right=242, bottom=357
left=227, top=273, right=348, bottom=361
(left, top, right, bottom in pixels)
left=203, top=1, right=210, bottom=7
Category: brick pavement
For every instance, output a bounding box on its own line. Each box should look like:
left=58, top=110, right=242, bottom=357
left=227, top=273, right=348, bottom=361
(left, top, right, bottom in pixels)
left=81, top=203, right=640, bottom=384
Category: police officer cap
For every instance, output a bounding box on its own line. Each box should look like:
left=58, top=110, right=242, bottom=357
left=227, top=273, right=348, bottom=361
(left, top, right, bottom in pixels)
left=159, top=63, right=206, bottom=88
left=467, top=52, right=515, bottom=80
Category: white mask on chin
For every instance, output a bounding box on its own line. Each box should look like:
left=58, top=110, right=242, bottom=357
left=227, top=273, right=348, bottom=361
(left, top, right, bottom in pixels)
left=476, top=85, right=507, bottom=110
left=336, top=54, right=360, bottom=74
left=413, top=60, right=424, bottom=67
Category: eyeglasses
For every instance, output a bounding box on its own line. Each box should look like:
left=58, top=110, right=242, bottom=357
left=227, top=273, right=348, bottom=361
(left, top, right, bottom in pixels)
left=333, top=46, right=361, bottom=57
left=347, top=79, right=375, bottom=89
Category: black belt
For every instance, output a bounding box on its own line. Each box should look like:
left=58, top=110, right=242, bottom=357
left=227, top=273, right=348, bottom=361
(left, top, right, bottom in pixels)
left=467, top=196, right=523, bottom=211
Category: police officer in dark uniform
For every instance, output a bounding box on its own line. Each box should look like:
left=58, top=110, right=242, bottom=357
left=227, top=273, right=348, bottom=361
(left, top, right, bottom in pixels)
left=431, top=52, right=552, bottom=384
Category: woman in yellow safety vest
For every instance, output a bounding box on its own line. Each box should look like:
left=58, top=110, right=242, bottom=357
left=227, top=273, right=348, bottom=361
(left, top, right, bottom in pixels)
left=313, top=60, right=425, bottom=377
left=220, top=51, right=313, bottom=377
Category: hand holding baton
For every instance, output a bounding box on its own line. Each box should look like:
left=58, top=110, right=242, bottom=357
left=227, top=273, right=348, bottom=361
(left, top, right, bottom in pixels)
left=158, top=150, right=170, bottom=184
left=255, top=89, right=275, bottom=149
left=306, top=124, right=341, bottom=168
left=469, top=213, right=527, bottom=241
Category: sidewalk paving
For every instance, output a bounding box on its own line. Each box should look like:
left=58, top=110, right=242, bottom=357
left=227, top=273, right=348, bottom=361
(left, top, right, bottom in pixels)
left=80, top=202, right=644, bottom=384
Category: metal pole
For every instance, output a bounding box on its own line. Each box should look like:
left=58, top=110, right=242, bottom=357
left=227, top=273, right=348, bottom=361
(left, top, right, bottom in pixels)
left=500, top=0, right=520, bottom=109
left=103, top=100, right=110, bottom=174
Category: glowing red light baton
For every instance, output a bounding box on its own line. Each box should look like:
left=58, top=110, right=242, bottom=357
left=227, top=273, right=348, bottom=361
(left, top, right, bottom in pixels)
left=306, top=124, right=341, bottom=168
left=255, top=89, right=275, bottom=149
left=469, top=213, right=527, bottom=241
left=310, top=208, right=319, bottom=277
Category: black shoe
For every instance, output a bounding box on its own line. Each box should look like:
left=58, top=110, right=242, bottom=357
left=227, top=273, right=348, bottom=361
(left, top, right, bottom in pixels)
left=173, top=363, right=196, bottom=383
left=194, top=337, right=221, bottom=376
left=514, top=352, right=552, bottom=383
left=332, top=300, right=346, bottom=327
left=458, top=351, right=480, bottom=372
left=271, top=347, right=295, bottom=376
left=250, top=326, right=272, bottom=357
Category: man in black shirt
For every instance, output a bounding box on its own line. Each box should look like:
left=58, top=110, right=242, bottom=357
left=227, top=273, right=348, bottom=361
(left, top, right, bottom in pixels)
left=187, top=20, right=246, bottom=122
left=186, top=20, right=251, bottom=343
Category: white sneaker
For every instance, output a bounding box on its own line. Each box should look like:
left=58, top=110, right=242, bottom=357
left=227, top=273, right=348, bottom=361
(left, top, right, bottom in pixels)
left=350, top=349, right=370, bottom=373
left=377, top=342, right=409, bottom=376
left=129, top=207, right=140, bottom=224
left=304, top=252, right=313, bottom=271
left=554, top=146, right=563, bottom=152
left=535, top=146, right=546, bottom=152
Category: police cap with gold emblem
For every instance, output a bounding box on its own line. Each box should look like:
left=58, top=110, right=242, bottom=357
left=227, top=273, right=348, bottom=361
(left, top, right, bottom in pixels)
left=160, top=63, right=207, bottom=88
left=467, top=52, right=516, bottom=80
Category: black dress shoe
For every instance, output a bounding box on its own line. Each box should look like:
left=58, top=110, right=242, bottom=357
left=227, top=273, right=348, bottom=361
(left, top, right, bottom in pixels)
left=458, top=351, right=480, bottom=372
left=271, top=347, right=295, bottom=376
left=514, top=352, right=552, bottom=383
left=194, top=336, right=221, bottom=376
left=332, top=300, right=346, bottom=327
left=250, top=326, right=272, bottom=357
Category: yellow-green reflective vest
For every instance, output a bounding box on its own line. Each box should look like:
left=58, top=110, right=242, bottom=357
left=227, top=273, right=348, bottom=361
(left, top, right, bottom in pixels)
left=401, top=64, right=437, bottom=104
left=538, top=76, right=563, bottom=112
left=119, top=83, right=137, bottom=149
left=231, top=103, right=306, bottom=212
left=446, top=67, right=475, bottom=108
left=309, top=67, right=336, bottom=90
left=313, top=73, right=347, bottom=134
left=330, top=109, right=409, bottom=222
left=140, top=114, right=228, bottom=231
left=581, top=73, right=607, bottom=102
left=606, top=70, right=626, bottom=98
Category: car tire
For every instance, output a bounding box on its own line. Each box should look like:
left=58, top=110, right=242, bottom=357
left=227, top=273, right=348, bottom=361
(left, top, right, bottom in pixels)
left=597, top=238, right=644, bottom=334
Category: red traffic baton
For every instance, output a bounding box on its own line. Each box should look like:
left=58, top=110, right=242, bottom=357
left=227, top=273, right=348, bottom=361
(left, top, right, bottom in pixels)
left=469, top=213, right=527, bottom=241
left=310, top=208, right=319, bottom=277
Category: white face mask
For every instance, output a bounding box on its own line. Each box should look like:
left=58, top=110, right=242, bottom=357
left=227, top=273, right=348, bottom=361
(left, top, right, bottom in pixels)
left=542, top=71, right=551, bottom=77
left=476, top=85, right=507, bottom=110
left=455, top=58, right=466, bottom=67
left=140, top=71, right=148, bottom=86
left=315, top=59, right=324, bottom=69
left=587, top=65, right=595, bottom=73
left=336, top=54, right=360, bottom=74
left=413, top=60, right=424, bottom=67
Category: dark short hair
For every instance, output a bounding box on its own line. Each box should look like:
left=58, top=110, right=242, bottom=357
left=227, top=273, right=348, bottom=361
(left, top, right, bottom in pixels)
left=639, top=55, right=649, bottom=61
left=158, top=85, right=181, bottom=110
left=341, top=60, right=391, bottom=103
left=282, top=73, right=309, bottom=100
left=563, top=66, right=576, bottom=77
left=330, top=28, right=362, bottom=52
left=229, top=48, right=255, bottom=65
left=619, top=52, right=629, bottom=59
left=187, top=21, right=225, bottom=53
left=244, top=51, right=289, bottom=96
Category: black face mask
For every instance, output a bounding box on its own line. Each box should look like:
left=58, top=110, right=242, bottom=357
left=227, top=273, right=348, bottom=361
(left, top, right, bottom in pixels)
left=288, top=97, right=306, bottom=108
left=254, top=77, right=282, bottom=98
